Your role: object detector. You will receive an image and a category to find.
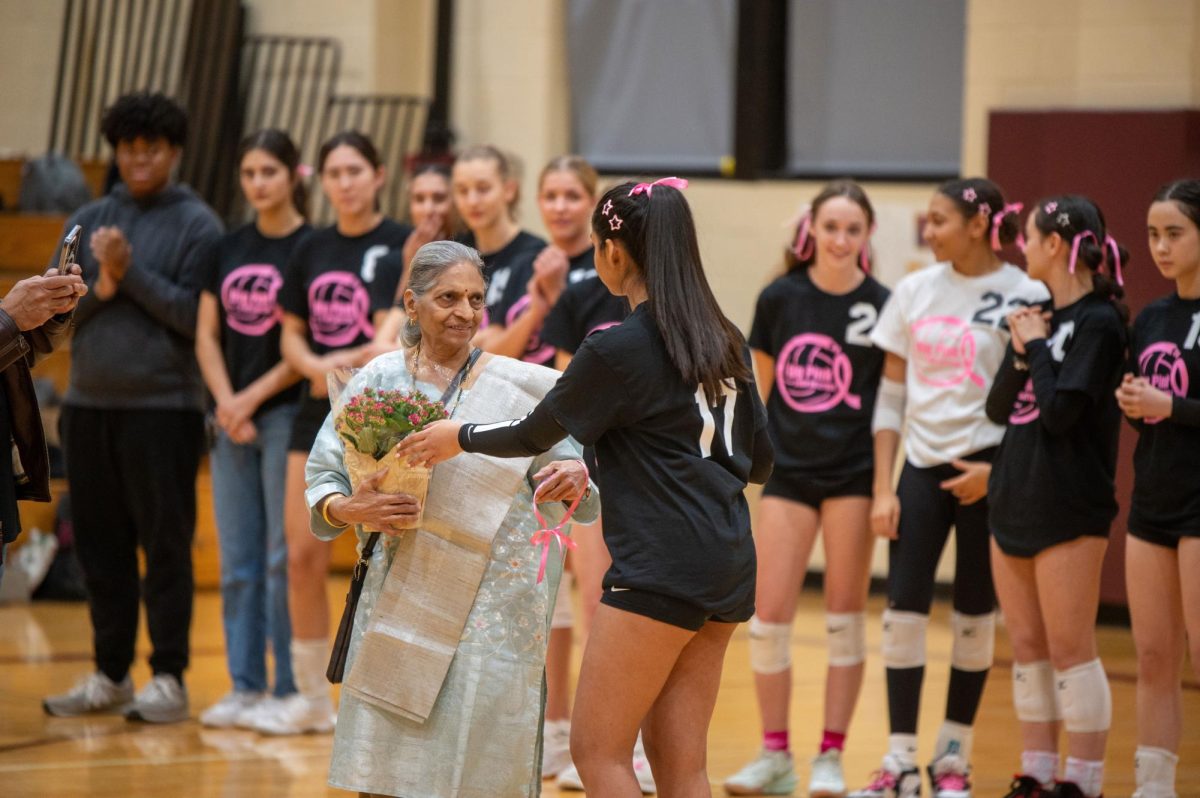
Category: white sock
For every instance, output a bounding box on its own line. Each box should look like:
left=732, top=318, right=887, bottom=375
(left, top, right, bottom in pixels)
left=935, top=720, right=974, bottom=761
left=291, top=638, right=330, bottom=701
left=1021, top=750, right=1059, bottom=787
left=1064, top=757, right=1104, bottom=798
left=888, top=733, right=918, bottom=768
left=1135, top=746, right=1179, bottom=798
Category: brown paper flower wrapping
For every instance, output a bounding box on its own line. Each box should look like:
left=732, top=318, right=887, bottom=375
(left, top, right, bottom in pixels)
left=342, top=448, right=432, bottom=532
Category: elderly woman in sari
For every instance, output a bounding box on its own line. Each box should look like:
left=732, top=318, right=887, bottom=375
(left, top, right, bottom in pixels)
left=305, top=240, right=598, bottom=798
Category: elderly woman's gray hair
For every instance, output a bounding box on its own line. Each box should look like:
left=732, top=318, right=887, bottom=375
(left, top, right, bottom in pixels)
left=402, top=240, right=487, bottom=347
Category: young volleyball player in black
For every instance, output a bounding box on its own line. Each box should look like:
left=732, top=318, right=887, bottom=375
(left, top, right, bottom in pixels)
left=986, top=197, right=1129, bottom=798
left=725, top=180, right=889, bottom=798
left=1118, top=179, right=1200, bottom=798
left=399, top=178, right=773, bottom=797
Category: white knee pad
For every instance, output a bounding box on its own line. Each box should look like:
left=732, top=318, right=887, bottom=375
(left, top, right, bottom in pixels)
left=881, top=609, right=928, bottom=669
left=748, top=615, right=792, bottom=674
left=950, top=611, right=996, bottom=672
left=1012, top=660, right=1060, bottom=723
left=1056, top=658, right=1112, bottom=733
left=826, top=611, right=867, bottom=666
left=551, top=570, right=574, bottom=630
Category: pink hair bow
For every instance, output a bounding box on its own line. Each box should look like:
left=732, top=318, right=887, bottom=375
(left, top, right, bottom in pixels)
left=991, top=202, right=1025, bottom=252
left=1103, top=234, right=1124, bottom=286
left=1068, top=230, right=1097, bottom=275
left=629, top=176, right=689, bottom=197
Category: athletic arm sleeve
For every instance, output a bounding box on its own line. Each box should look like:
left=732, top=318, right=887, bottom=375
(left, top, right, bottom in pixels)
left=1024, top=338, right=1091, bottom=435
left=985, top=344, right=1027, bottom=426
left=458, top=401, right=569, bottom=457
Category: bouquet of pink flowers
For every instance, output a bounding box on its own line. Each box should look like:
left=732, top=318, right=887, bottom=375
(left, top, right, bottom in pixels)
left=334, top=387, right=447, bottom=531
left=335, top=387, right=448, bottom=459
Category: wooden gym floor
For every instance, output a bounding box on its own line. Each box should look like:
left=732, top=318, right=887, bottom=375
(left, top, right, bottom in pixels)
left=1, top=581, right=1197, bottom=797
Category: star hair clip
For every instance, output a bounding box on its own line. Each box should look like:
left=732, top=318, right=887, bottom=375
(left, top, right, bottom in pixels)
left=601, top=198, right=623, bottom=231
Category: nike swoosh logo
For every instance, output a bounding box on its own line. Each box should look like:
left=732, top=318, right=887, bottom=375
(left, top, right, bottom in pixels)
left=609, top=586, right=630, bottom=592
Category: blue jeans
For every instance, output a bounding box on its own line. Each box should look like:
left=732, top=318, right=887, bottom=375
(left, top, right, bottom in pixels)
left=210, top=401, right=298, bottom=695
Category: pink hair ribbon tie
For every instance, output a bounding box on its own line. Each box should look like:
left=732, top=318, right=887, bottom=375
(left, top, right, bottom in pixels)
left=528, top=463, right=586, bottom=584
left=1068, top=230, right=1097, bottom=275
left=793, top=211, right=815, bottom=261
left=991, top=202, right=1025, bottom=252
left=629, top=176, right=689, bottom=197
left=859, top=223, right=876, bottom=273
left=1103, top=234, right=1125, bottom=286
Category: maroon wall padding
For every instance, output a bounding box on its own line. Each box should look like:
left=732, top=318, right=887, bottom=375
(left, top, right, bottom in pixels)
left=987, top=109, right=1200, bottom=605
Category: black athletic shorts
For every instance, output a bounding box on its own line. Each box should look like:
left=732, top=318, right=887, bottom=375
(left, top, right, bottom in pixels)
left=600, top=586, right=754, bottom=632
left=762, top=468, right=873, bottom=509
left=1127, top=524, right=1200, bottom=550
left=288, top=395, right=330, bottom=454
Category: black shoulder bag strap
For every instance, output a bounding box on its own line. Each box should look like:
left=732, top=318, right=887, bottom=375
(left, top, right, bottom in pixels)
left=327, top=348, right=483, bottom=683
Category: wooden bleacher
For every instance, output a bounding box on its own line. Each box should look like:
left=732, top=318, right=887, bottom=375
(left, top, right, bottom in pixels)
left=2, top=157, right=358, bottom=590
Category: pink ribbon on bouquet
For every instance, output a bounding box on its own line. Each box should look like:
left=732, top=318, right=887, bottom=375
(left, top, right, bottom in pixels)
left=629, top=176, right=689, bottom=197
left=529, top=467, right=586, bottom=584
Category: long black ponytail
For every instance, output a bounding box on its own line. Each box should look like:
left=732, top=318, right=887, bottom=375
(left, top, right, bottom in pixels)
left=592, top=181, right=751, bottom=401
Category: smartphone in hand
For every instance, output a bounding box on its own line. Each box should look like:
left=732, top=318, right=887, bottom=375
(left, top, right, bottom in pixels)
left=57, top=224, right=82, bottom=274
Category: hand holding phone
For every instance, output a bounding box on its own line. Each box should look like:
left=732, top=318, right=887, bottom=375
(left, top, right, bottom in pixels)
left=58, top=225, right=82, bottom=275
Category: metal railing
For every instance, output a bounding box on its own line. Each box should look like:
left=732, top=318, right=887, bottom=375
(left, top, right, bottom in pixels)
left=47, top=3, right=429, bottom=224
left=310, top=94, right=430, bottom=225
left=48, top=0, right=195, bottom=158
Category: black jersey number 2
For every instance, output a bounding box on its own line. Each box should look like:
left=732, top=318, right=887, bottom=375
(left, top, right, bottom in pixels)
left=694, top=384, right=735, bottom=459
left=972, top=291, right=1033, bottom=330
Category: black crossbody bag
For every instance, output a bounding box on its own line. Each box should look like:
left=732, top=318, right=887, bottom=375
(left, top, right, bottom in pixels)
left=327, top=348, right=482, bottom=684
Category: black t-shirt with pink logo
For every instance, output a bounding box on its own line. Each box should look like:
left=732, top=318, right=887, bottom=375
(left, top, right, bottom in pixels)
left=748, top=267, right=890, bottom=480
left=201, top=222, right=312, bottom=417
left=459, top=230, right=545, bottom=328
left=1128, top=293, right=1200, bottom=538
left=986, top=293, right=1126, bottom=554
left=280, top=218, right=412, bottom=356
left=542, top=248, right=629, bottom=357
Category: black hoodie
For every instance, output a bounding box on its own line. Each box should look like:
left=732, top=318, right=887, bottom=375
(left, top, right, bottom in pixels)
left=53, top=182, right=223, bottom=410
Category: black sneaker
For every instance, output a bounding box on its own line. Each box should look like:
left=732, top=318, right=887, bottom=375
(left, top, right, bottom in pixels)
left=1050, top=782, right=1099, bottom=798
left=1003, top=775, right=1050, bottom=798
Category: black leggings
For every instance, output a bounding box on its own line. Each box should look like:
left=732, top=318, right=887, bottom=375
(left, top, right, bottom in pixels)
left=886, top=449, right=997, bottom=737
left=888, top=453, right=996, bottom=616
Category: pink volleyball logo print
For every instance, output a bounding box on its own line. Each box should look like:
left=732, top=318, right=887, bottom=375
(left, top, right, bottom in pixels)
left=221, top=264, right=283, bottom=336
left=1139, top=341, right=1189, bottom=425
left=1009, top=377, right=1038, bottom=425
left=775, top=333, right=860, bottom=413
left=911, top=316, right=985, bottom=388
left=308, top=272, right=374, bottom=347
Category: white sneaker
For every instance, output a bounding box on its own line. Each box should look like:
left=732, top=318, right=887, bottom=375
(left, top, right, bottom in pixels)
left=926, top=752, right=972, bottom=798
left=542, top=719, right=572, bottom=778
left=234, top=694, right=282, bottom=729
left=250, top=692, right=334, bottom=735
left=556, top=745, right=657, bottom=794
left=848, top=754, right=922, bottom=798
left=200, top=691, right=265, bottom=728
left=810, top=748, right=847, bottom=797
left=724, top=748, right=799, bottom=795
left=125, top=674, right=189, bottom=724
left=557, top=762, right=585, bottom=791
left=43, top=671, right=134, bottom=717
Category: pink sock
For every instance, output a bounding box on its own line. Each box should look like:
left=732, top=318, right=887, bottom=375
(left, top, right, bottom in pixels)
left=820, top=730, right=846, bottom=753
left=764, top=730, right=789, bottom=752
